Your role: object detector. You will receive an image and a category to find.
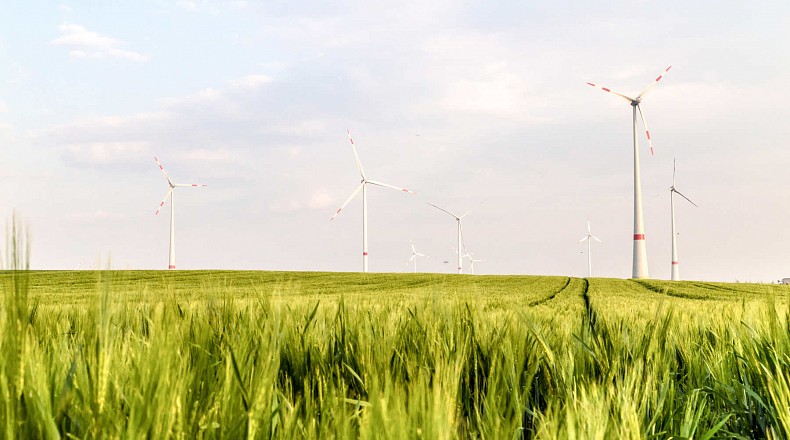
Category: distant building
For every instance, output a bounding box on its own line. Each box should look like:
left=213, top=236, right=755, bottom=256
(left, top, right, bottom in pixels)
left=782, top=278, right=790, bottom=285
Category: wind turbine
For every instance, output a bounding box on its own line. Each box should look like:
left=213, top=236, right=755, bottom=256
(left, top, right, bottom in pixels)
left=427, top=203, right=473, bottom=274
left=463, top=250, right=485, bottom=274
left=407, top=240, right=428, bottom=273
left=154, top=156, right=207, bottom=270
left=578, top=219, right=602, bottom=278
left=330, top=130, right=414, bottom=272
left=669, top=159, right=698, bottom=281
left=588, top=65, right=672, bottom=279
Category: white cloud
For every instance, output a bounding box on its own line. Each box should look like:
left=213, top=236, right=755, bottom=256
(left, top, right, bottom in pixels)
left=67, top=210, right=124, bottom=223
left=0, top=100, right=7, bottom=112
left=58, top=142, right=150, bottom=165
left=180, top=148, right=241, bottom=164
left=269, top=188, right=337, bottom=213
left=0, top=123, right=12, bottom=140
left=176, top=0, right=199, bottom=11
left=307, top=188, right=335, bottom=209
left=51, top=23, right=149, bottom=62
left=229, top=74, right=273, bottom=90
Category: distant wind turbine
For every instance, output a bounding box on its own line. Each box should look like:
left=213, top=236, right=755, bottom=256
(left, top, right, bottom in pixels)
left=330, top=130, right=414, bottom=272
left=578, top=219, right=602, bottom=277
left=669, top=159, right=698, bottom=281
left=428, top=203, right=473, bottom=274
left=588, top=65, right=672, bottom=279
left=463, top=249, right=485, bottom=274
left=154, top=156, right=207, bottom=270
left=407, top=240, right=428, bottom=273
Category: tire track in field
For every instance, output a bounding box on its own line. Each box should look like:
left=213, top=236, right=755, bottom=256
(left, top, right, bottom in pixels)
left=580, top=278, right=597, bottom=331
left=630, top=280, right=717, bottom=301
left=527, top=276, right=571, bottom=306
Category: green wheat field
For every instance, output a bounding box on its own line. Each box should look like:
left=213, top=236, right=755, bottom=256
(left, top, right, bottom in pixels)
left=2, top=235, right=790, bottom=438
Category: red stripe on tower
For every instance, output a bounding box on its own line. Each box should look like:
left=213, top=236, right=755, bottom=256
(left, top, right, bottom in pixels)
left=671, top=261, right=679, bottom=265
left=363, top=252, right=368, bottom=256
left=634, top=234, right=645, bottom=240
left=168, top=265, right=176, bottom=269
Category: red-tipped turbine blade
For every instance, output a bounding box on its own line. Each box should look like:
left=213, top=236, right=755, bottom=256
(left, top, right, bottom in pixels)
left=154, top=156, right=174, bottom=187
left=637, top=104, right=655, bottom=156
left=586, top=82, right=635, bottom=102
left=366, top=179, right=415, bottom=194
left=155, top=188, right=174, bottom=215
left=347, top=129, right=366, bottom=179
left=637, top=65, right=672, bottom=100
left=330, top=183, right=364, bottom=222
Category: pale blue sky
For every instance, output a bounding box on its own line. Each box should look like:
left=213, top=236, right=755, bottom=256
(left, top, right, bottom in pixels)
left=1, top=0, right=789, bottom=281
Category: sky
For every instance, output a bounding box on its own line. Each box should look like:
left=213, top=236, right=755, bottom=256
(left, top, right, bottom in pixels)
left=1, top=0, right=789, bottom=281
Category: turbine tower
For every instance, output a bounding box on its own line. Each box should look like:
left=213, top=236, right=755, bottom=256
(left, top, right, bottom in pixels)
left=331, top=130, right=414, bottom=272
left=154, top=156, right=207, bottom=270
left=407, top=240, right=428, bottom=273
left=578, top=219, right=602, bottom=278
left=427, top=203, right=473, bottom=274
left=588, top=65, right=672, bottom=278
left=669, top=159, right=698, bottom=281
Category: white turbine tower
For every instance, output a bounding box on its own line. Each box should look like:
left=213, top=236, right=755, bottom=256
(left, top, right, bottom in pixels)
left=588, top=65, right=672, bottom=279
left=578, top=220, right=602, bottom=278
left=154, top=156, right=207, bottom=270
left=407, top=240, right=428, bottom=273
left=669, top=159, right=698, bottom=281
left=330, top=130, right=414, bottom=272
left=427, top=203, right=473, bottom=274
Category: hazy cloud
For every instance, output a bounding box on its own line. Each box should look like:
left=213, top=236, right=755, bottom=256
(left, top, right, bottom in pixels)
left=51, top=24, right=149, bottom=62
left=58, top=142, right=150, bottom=166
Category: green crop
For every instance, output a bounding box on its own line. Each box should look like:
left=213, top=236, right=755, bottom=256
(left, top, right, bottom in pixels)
left=1, top=223, right=789, bottom=438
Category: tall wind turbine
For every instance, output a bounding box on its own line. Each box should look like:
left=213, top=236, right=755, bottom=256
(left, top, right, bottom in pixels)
left=330, top=130, right=414, bottom=272
left=407, top=240, right=428, bottom=273
left=578, top=220, right=602, bottom=277
left=588, top=65, right=672, bottom=279
left=669, top=159, right=698, bottom=281
left=427, top=203, right=473, bottom=274
left=154, top=156, right=207, bottom=270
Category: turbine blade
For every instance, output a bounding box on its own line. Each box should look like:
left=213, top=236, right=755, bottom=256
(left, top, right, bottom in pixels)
left=366, top=179, right=415, bottom=194
left=154, top=156, right=174, bottom=187
left=416, top=253, right=427, bottom=257
left=587, top=219, right=591, bottom=234
left=347, top=129, right=366, bottom=179
left=330, top=183, right=364, bottom=221
left=578, top=236, right=588, bottom=243
left=586, top=82, right=635, bottom=102
left=427, top=203, right=459, bottom=219
left=674, top=189, right=699, bottom=207
left=409, top=254, right=415, bottom=262
left=411, top=241, right=416, bottom=253
left=636, top=65, right=672, bottom=100
left=673, top=158, right=677, bottom=187
left=175, top=183, right=208, bottom=187
left=155, top=188, right=174, bottom=215
left=637, top=104, right=655, bottom=156
left=592, top=235, right=602, bottom=243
